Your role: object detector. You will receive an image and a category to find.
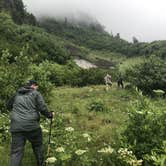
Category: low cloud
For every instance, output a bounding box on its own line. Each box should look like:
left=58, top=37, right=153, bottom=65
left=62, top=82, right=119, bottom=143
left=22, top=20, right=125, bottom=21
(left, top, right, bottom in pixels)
left=23, top=0, right=166, bottom=42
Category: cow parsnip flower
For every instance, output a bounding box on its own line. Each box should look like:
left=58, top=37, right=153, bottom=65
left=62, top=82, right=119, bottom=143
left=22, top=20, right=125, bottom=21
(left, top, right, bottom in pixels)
left=46, top=157, right=57, bottom=163
left=55, top=147, right=65, bottom=153
left=75, top=149, right=87, bottom=155
left=40, top=125, right=44, bottom=129
left=65, top=127, right=74, bottom=132
left=42, top=128, right=49, bottom=133
left=118, top=148, right=133, bottom=156
left=82, top=133, right=90, bottom=138
left=98, top=146, right=114, bottom=154
left=82, top=133, right=91, bottom=142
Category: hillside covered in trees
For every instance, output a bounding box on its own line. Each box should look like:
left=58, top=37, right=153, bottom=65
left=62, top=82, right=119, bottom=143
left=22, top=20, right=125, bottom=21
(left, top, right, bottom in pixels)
left=39, top=17, right=166, bottom=58
left=0, top=0, right=166, bottom=93
left=0, top=0, right=36, bottom=25
left=1, top=0, right=166, bottom=63
left=0, top=0, right=166, bottom=91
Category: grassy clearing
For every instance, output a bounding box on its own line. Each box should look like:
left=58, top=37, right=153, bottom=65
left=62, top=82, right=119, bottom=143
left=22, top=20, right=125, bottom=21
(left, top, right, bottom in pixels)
left=50, top=84, right=136, bottom=141
left=1, top=84, right=165, bottom=165
left=118, top=56, right=145, bottom=73
left=49, top=84, right=166, bottom=146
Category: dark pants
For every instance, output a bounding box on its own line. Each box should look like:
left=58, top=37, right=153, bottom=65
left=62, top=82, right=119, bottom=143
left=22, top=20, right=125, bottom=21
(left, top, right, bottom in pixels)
left=117, top=81, right=124, bottom=88
left=10, top=128, right=44, bottom=166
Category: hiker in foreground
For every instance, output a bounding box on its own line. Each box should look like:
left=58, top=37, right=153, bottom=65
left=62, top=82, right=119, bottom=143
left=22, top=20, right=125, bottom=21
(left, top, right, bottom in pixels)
left=7, top=80, right=53, bottom=166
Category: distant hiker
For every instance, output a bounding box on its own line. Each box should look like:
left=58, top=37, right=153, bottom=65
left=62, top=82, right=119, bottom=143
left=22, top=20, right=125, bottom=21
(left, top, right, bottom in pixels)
left=104, top=74, right=112, bottom=91
left=7, top=80, right=53, bottom=166
left=117, top=75, right=124, bottom=88
left=104, top=74, right=112, bottom=87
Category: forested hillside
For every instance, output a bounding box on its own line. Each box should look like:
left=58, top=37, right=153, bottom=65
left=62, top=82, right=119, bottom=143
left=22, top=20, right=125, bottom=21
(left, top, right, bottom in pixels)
left=39, top=17, right=166, bottom=58
left=39, top=17, right=135, bottom=56
left=0, top=0, right=165, bottom=95
left=0, top=0, right=36, bottom=25
left=1, top=0, right=166, bottom=64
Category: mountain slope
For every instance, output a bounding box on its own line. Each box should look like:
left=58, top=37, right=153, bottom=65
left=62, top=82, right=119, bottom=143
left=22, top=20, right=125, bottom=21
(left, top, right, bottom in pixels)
left=0, top=0, right=36, bottom=25
left=39, top=17, right=166, bottom=59
left=0, top=12, right=70, bottom=63
left=39, top=17, right=134, bottom=56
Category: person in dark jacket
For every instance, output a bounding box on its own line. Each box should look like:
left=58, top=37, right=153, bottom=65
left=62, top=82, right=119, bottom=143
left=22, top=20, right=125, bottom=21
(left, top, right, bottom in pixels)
left=117, top=75, right=124, bottom=89
left=7, top=80, right=53, bottom=166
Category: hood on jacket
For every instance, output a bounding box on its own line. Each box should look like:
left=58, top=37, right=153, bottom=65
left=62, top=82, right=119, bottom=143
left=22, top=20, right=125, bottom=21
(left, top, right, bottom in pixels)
left=18, top=86, right=33, bottom=94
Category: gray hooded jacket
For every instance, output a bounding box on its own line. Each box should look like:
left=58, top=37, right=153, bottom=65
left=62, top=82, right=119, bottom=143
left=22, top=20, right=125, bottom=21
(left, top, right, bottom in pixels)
left=7, top=86, right=51, bottom=132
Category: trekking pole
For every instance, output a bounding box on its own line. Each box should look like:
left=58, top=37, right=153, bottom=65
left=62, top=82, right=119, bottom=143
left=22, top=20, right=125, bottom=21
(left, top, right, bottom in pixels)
left=47, top=118, right=53, bottom=156
left=45, top=118, right=53, bottom=166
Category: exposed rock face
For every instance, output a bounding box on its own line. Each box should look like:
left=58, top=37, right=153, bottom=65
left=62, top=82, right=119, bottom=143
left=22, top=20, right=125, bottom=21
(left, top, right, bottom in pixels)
left=74, top=59, right=97, bottom=69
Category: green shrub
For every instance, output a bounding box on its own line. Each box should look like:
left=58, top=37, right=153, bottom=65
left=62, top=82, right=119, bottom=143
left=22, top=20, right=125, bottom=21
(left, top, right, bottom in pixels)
left=125, top=55, right=166, bottom=95
left=88, top=100, right=108, bottom=112
left=0, top=48, right=33, bottom=112
left=31, top=61, right=54, bottom=102
left=122, top=90, right=166, bottom=165
left=0, top=48, right=53, bottom=112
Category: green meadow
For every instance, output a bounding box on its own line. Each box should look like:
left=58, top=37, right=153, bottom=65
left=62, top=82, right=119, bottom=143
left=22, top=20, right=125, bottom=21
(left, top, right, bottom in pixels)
left=1, top=84, right=165, bottom=165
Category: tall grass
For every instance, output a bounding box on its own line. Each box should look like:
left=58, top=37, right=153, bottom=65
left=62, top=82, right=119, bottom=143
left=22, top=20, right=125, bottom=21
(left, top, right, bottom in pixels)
left=1, top=85, right=165, bottom=165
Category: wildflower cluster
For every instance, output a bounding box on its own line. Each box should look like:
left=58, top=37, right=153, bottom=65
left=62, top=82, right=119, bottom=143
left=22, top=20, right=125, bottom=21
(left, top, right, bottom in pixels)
left=75, top=149, right=87, bottom=155
left=98, top=146, right=114, bottom=154
left=118, top=148, right=133, bottom=156
left=118, top=148, right=143, bottom=166
left=82, top=133, right=91, bottom=142
left=46, top=157, right=57, bottom=164
left=55, top=147, right=65, bottom=153
left=65, top=127, right=74, bottom=132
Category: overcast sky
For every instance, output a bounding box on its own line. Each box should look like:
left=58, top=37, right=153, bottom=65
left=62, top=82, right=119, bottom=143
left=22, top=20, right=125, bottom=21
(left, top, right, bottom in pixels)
left=23, top=0, right=166, bottom=42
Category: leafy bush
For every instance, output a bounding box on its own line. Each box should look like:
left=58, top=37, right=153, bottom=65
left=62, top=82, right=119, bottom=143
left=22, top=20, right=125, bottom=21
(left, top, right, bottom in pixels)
left=126, top=55, right=166, bottom=95
left=0, top=48, right=33, bottom=112
left=36, top=60, right=106, bottom=87
left=0, top=48, right=53, bottom=112
left=0, top=113, right=10, bottom=144
left=145, top=141, right=166, bottom=166
left=88, top=100, right=108, bottom=112
left=31, top=61, right=54, bottom=102
left=122, top=90, right=166, bottom=165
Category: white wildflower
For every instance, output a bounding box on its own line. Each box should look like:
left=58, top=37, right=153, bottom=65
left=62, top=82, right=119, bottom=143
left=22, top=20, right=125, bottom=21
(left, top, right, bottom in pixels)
left=137, top=159, right=143, bottom=165
left=87, top=137, right=91, bottom=142
left=50, top=140, right=55, bottom=144
left=40, top=125, right=44, bottom=129
left=55, top=147, right=65, bottom=153
left=65, top=127, right=74, bottom=132
left=75, top=149, right=87, bottom=155
left=42, top=128, right=49, bottom=133
left=82, top=133, right=91, bottom=142
left=46, top=157, right=57, bottom=163
left=98, top=146, right=114, bottom=154
left=83, top=133, right=90, bottom=138
left=118, top=148, right=133, bottom=156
